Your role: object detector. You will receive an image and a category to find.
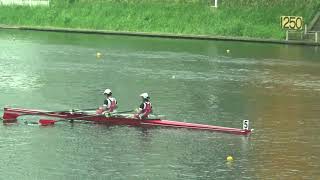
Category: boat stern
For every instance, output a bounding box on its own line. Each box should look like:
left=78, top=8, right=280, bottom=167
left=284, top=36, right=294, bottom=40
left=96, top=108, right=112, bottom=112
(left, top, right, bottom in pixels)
left=241, top=120, right=253, bottom=135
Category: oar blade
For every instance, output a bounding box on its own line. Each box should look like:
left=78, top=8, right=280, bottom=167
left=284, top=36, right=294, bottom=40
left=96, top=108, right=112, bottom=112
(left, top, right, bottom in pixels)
left=39, top=119, right=57, bottom=126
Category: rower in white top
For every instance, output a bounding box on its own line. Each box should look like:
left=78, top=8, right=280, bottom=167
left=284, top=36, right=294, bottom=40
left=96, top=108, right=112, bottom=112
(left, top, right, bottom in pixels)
left=96, top=88, right=118, bottom=115
left=134, top=93, right=152, bottom=119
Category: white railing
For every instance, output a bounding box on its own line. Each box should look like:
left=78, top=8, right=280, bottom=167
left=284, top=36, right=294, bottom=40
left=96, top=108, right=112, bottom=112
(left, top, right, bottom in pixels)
left=285, top=24, right=319, bottom=43
left=286, top=30, right=319, bottom=43
left=0, top=0, right=49, bottom=6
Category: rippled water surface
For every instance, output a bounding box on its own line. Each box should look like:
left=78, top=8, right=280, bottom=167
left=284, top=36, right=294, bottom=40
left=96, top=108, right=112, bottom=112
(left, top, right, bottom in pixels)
left=0, top=30, right=319, bottom=179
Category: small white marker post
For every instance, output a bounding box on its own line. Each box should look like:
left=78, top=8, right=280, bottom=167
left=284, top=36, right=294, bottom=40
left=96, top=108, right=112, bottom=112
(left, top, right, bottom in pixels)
left=211, top=0, right=218, bottom=8
left=304, top=24, right=307, bottom=34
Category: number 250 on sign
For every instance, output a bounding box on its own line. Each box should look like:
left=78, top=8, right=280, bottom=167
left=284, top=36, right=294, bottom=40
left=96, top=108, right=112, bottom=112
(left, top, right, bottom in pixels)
left=280, top=16, right=303, bottom=30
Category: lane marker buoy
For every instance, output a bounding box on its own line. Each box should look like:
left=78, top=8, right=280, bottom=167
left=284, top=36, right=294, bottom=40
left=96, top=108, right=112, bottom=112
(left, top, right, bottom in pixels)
left=96, top=52, right=102, bottom=58
left=227, top=155, right=233, bottom=161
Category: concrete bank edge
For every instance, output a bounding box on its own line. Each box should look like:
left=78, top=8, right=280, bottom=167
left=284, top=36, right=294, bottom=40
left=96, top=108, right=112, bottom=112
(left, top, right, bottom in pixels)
left=1, top=25, right=319, bottom=46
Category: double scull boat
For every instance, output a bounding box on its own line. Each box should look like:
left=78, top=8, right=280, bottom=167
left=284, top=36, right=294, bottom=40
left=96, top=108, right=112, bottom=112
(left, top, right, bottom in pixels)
left=2, top=107, right=252, bottom=135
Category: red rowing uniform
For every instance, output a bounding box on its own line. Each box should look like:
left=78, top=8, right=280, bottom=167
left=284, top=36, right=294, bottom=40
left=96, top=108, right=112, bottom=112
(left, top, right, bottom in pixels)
left=136, top=101, right=152, bottom=119
left=105, top=97, right=117, bottom=112
left=96, top=97, right=117, bottom=114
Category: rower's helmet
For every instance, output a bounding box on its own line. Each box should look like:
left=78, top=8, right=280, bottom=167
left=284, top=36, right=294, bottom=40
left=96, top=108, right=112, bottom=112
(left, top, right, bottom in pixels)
left=140, top=93, right=149, bottom=99
left=103, top=89, right=112, bottom=95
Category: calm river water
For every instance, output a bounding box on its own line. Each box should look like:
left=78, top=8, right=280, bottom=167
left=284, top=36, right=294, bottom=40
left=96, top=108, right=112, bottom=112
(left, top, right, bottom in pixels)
left=0, top=30, right=319, bottom=179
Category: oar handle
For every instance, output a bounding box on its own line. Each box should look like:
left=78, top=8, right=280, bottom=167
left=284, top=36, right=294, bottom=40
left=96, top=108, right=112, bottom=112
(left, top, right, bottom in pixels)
left=43, top=108, right=98, bottom=114
left=112, top=110, right=134, bottom=114
left=71, top=108, right=98, bottom=112
left=64, top=114, right=105, bottom=120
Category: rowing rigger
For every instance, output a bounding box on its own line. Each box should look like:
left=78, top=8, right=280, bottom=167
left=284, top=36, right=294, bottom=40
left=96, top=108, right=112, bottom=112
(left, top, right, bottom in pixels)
left=2, top=107, right=253, bottom=135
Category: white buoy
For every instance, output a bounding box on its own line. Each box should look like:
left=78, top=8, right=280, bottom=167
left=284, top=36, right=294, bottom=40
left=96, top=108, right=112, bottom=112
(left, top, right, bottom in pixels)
left=96, top=52, right=102, bottom=58
left=226, top=49, right=230, bottom=53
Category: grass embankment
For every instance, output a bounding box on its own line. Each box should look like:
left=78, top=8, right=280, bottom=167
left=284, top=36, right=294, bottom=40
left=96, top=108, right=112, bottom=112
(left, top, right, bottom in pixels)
left=0, top=0, right=319, bottom=39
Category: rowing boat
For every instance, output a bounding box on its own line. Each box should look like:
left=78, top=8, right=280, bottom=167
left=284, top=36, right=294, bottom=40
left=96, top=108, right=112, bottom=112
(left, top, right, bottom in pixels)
left=2, top=107, right=252, bottom=135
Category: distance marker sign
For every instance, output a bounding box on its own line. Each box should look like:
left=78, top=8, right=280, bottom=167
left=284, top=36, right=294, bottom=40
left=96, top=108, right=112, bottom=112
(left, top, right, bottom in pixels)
left=280, top=16, right=303, bottom=30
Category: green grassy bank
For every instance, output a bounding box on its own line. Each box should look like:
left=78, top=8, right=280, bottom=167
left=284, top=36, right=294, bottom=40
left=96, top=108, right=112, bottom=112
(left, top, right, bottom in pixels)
left=0, top=0, right=319, bottom=39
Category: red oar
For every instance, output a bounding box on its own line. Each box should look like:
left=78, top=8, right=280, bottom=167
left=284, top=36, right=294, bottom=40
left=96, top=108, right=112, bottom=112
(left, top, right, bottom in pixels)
left=38, top=110, right=134, bottom=126
left=39, top=114, right=103, bottom=126
left=39, top=119, right=59, bottom=125
left=14, top=108, right=98, bottom=119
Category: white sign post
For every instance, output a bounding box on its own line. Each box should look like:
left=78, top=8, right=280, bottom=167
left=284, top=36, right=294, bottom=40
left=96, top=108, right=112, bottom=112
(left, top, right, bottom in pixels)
left=212, top=0, right=218, bottom=8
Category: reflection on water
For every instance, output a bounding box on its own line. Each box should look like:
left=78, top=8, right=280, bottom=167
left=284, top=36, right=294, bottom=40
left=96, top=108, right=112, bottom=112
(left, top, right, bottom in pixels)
left=0, top=30, right=319, bottom=179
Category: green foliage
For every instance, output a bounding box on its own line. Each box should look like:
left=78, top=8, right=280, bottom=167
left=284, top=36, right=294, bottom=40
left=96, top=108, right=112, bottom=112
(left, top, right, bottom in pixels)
left=0, top=0, right=319, bottom=39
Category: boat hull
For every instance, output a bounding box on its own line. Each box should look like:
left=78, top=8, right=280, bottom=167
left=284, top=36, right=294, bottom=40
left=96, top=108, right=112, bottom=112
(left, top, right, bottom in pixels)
left=2, top=107, right=252, bottom=135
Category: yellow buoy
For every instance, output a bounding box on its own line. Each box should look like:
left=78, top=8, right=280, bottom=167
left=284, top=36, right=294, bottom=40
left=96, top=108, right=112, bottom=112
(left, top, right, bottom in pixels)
left=227, top=155, right=233, bottom=161
left=96, top=52, right=102, bottom=58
